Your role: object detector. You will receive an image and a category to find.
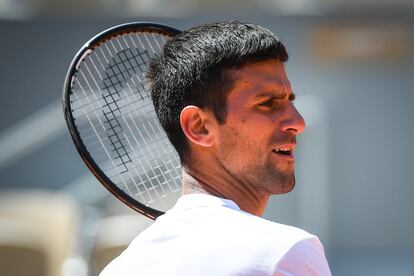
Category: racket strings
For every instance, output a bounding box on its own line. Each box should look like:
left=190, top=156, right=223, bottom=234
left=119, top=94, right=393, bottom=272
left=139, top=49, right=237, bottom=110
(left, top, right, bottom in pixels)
left=99, top=48, right=151, bottom=171
left=103, top=36, right=171, bottom=203
left=70, top=30, right=181, bottom=210
left=99, top=34, right=170, bottom=204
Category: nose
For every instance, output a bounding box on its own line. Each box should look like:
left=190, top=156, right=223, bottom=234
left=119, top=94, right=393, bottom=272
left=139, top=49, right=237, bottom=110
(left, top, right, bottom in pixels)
left=281, top=103, right=306, bottom=134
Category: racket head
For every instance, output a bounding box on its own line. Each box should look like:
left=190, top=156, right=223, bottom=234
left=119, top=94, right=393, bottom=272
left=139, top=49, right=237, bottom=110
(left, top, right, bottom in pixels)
left=63, top=22, right=182, bottom=220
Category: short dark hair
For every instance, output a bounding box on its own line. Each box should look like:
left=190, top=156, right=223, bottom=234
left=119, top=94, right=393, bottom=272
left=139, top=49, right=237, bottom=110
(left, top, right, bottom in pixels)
left=145, top=20, right=288, bottom=164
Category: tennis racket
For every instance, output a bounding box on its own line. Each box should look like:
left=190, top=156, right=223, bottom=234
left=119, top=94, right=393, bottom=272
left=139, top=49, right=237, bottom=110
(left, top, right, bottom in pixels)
left=63, top=22, right=182, bottom=220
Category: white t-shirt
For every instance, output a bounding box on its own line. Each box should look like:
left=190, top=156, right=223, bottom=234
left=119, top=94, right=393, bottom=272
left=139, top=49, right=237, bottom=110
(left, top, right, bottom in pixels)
left=100, top=194, right=331, bottom=276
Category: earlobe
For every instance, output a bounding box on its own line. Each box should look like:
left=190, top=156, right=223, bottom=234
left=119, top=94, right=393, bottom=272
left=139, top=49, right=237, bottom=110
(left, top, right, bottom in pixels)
left=180, top=105, right=214, bottom=147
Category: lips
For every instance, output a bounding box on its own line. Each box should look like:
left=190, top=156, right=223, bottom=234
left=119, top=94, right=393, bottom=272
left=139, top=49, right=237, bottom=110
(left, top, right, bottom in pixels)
left=272, top=144, right=295, bottom=160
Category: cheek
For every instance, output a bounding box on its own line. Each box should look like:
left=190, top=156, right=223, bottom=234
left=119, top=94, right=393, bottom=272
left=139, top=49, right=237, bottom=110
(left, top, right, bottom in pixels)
left=219, top=125, right=265, bottom=158
left=217, top=125, right=241, bottom=148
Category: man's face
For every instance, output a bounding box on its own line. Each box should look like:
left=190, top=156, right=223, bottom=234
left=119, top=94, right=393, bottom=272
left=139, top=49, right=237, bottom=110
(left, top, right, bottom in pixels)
left=213, top=59, right=305, bottom=195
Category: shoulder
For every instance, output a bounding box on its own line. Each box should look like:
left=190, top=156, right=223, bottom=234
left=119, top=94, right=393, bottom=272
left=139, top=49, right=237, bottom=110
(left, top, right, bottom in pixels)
left=225, top=208, right=315, bottom=248
left=221, top=212, right=331, bottom=275
left=272, top=237, right=331, bottom=276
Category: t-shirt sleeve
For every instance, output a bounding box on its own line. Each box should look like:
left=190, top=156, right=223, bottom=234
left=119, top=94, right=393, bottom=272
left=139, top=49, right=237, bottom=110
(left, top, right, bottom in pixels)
left=272, top=237, right=332, bottom=276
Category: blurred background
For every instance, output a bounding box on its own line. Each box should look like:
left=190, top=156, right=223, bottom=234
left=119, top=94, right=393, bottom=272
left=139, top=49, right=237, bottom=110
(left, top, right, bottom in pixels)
left=0, top=0, right=412, bottom=275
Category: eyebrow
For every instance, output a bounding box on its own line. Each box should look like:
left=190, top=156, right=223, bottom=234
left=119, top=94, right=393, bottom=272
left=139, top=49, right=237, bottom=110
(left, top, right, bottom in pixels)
left=255, top=91, right=296, bottom=101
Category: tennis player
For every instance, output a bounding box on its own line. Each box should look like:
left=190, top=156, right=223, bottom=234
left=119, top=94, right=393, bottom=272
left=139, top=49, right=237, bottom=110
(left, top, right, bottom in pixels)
left=100, top=20, right=331, bottom=275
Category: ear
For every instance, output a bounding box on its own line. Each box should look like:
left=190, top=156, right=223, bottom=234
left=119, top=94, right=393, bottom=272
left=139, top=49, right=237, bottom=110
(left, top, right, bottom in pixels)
left=180, top=105, right=215, bottom=147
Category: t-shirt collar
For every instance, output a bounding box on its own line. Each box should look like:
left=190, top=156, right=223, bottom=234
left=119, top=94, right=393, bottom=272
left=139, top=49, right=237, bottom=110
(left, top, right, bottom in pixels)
left=171, top=193, right=241, bottom=212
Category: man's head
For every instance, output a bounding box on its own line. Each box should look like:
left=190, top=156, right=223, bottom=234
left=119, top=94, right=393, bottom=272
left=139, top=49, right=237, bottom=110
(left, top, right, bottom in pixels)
left=145, top=21, right=288, bottom=164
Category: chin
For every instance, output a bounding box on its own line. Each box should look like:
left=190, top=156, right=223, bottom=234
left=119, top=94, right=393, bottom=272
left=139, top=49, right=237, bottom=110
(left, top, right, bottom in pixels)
left=269, top=175, right=295, bottom=195
left=282, top=181, right=295, bottom=194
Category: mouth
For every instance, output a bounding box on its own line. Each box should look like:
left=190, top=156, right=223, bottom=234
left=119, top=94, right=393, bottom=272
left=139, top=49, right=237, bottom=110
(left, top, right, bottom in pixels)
left=272, top=145, right=295, bottom=160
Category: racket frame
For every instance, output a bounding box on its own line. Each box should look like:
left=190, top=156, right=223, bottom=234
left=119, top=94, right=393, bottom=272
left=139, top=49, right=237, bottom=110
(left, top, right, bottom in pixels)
left=62, top=22, right=181, bottom=220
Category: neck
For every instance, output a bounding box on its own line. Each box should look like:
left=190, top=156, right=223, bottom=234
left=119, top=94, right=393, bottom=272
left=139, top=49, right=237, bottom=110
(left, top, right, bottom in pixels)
left=181, top=167, right=269, bottom=216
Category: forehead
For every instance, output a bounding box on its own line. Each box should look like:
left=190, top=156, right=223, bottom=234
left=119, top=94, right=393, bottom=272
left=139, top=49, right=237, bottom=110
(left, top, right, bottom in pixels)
left=227, top=59, right=291, bottom=101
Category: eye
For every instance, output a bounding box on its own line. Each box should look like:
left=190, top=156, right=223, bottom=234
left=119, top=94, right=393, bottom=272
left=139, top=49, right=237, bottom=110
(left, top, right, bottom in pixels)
left=257, top=99, right=279, bottom=110
left=258, top=100, right=275, bottom=107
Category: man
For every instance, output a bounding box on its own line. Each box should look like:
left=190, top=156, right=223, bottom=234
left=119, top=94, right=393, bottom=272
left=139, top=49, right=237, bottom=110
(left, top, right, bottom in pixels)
left=100, top=21, right=331, bottom=275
